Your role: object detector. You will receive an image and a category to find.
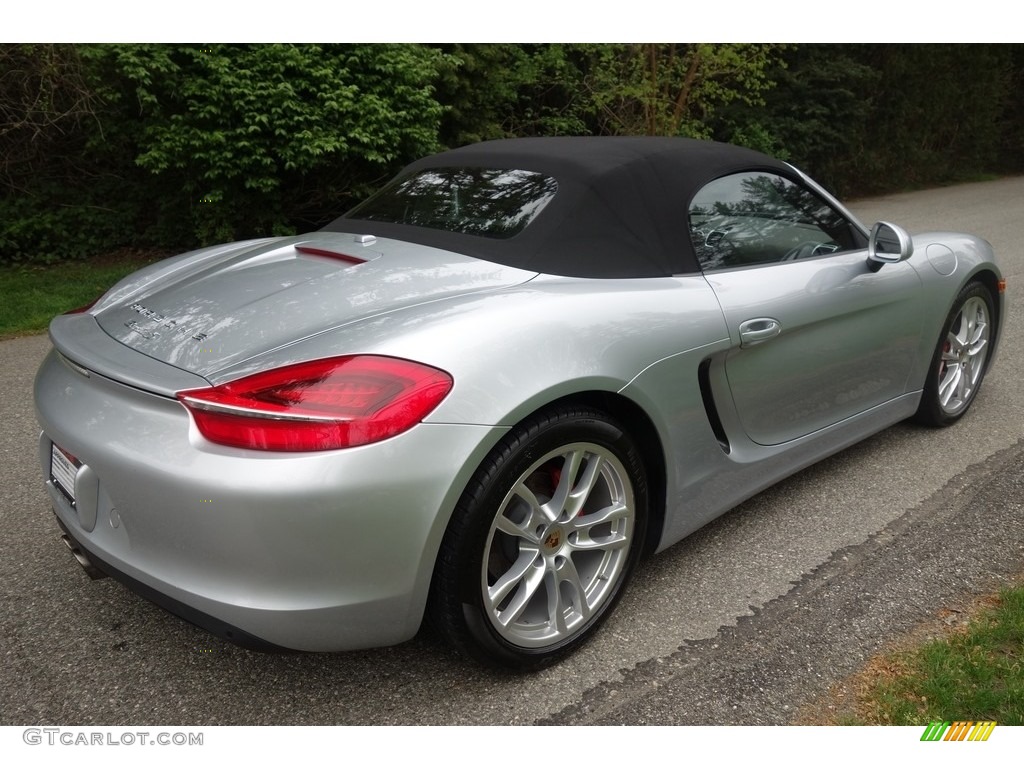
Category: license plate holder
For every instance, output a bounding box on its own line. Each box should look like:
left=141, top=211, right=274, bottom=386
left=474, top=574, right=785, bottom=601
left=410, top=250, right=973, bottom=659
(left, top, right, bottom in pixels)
left=50, top=442, right=80, bottom=507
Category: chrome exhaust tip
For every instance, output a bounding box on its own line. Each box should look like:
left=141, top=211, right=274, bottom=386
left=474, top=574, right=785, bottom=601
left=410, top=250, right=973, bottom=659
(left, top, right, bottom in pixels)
left=60, top=534, right=108, bottom=580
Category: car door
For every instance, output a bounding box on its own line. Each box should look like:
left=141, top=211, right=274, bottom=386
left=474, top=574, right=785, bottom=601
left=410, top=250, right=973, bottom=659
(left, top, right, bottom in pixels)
left=689, top=171, right=924, bottom=446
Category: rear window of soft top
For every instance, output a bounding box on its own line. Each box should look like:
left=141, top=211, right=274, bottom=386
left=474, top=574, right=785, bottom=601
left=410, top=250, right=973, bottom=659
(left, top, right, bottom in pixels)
left=345, top=167, right=558, bottom=239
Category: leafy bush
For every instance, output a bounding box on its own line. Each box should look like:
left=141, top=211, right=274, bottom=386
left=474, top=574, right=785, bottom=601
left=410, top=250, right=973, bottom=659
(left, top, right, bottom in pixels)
left=2, top=43, right=1022, bottom=267
left=0, top=44, right=451, bottom=265
left=0, top=190, right=134, bottom=265
left=87, top=43, right=450, bottom=245
left=726, top=44, right=1019, bottom=197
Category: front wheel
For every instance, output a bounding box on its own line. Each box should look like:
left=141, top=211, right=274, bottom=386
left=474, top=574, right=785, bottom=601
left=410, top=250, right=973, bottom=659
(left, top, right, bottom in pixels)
left=429, top=406, right=647, bottom=669
left=914, top=282, right=994, bottom=426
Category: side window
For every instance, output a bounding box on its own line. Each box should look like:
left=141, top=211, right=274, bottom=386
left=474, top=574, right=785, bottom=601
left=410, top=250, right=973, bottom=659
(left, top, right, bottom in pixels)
left=688, top=172, right=865, bottom=271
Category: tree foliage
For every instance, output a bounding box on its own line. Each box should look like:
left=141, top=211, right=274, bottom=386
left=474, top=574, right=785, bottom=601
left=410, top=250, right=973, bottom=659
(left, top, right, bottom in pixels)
left=0, top=44, right=136, bottom=263
left=87, top=43, right=448, bottom=244
left=0, top=44, right=101, bottom=189
left=436, top=44, right=783, bottom=143
left=435, top=44, right=601, bottom=142
left=1, top=43, right=1021, bottom=266
left=576, top=44, right=781, bottom=138
left=722, top=44, right=1019, bottom=196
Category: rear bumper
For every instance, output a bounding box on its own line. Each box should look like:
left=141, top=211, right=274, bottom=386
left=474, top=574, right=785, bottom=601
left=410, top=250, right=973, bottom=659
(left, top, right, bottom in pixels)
left=35, top=348, right=504, bottom=651
left=54, top=515, right=289, bottom=651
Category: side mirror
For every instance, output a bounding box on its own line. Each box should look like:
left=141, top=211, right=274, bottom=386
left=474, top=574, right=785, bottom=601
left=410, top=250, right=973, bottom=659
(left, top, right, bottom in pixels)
left=867, top=221, right=913, bottom=271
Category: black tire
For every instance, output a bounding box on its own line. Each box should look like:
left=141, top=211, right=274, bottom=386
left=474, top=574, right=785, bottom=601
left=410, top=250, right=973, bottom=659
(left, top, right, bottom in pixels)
left=429, top=405, right=648, bottom=670
left=914, top=281, right=994, bottom=427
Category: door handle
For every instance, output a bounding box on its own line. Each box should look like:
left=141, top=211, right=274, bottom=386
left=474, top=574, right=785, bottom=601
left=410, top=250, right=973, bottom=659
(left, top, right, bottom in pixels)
left=738, top=317, right=782, bottom=347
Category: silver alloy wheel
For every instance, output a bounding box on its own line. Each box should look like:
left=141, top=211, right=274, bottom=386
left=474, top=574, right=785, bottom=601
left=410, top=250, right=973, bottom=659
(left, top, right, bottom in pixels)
left=938, top=295, right=990, bottom=415
left=481, top=442, right=635, bottom=648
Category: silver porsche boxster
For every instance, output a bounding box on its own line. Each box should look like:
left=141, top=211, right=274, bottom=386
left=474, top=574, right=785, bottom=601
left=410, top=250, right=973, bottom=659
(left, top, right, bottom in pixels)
left=34, top=137, right=1005, bottom=668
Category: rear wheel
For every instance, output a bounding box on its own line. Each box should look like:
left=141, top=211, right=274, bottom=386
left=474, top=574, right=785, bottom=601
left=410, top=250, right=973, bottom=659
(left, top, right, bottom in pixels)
left=429, top=405, right=647, bottom=669
left=914, top=282, right=994, bottom=426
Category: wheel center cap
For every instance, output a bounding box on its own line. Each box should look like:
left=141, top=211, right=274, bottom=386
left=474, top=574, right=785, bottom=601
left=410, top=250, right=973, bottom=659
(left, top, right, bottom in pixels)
left=542, top=527, right=564, bottom=552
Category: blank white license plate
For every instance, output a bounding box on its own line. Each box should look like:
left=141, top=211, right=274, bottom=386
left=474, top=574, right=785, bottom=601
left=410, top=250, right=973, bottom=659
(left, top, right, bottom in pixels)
left=50, top=442, right=80, bottom=506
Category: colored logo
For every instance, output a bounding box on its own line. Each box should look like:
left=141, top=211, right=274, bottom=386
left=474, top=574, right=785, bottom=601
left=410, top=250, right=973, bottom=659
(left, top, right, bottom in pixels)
left=920, top=721, right=996, bottom=741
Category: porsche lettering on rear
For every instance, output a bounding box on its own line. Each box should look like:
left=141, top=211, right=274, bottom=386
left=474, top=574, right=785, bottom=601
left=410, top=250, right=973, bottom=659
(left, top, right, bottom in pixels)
left=124, top=302, right=212, bottom=342
left=128, top=302, right=169, bottom=323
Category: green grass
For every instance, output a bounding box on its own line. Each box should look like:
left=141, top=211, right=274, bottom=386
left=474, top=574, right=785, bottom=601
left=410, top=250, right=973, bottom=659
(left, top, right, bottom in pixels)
left=0, top=257, right=159, bottom=338
left=855, top=585, right=1024, bottom=725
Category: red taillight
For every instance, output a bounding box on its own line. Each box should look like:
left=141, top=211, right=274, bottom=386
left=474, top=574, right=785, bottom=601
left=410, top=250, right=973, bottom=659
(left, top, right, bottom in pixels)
left=177, top=355, right=453, bottom=451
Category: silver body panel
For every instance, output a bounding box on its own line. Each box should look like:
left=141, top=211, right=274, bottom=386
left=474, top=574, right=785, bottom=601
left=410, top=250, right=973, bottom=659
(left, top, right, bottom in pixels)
left=34, top=185, right=1006, bottom=652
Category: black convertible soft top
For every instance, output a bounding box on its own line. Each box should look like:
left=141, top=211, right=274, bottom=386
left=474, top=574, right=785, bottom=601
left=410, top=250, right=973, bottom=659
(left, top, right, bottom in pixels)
left=325, top=136, right=794, bottom=279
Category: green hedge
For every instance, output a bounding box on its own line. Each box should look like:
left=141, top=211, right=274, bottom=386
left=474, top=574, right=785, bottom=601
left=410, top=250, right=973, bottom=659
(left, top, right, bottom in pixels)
left=2, top=43, right=1021, bottom=266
